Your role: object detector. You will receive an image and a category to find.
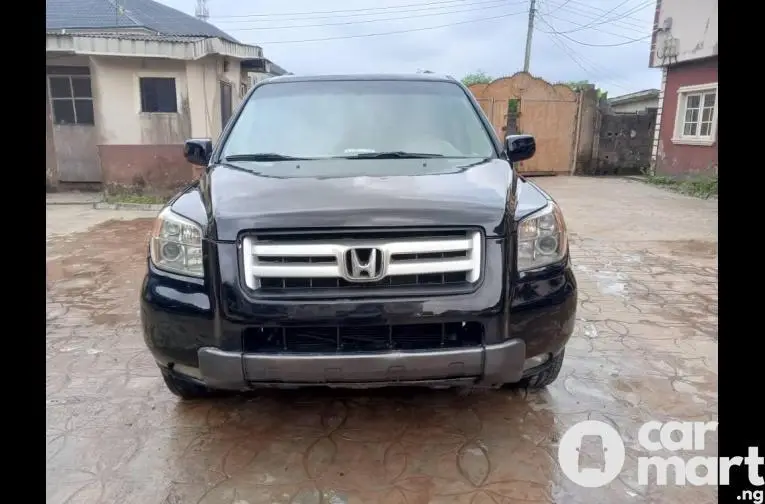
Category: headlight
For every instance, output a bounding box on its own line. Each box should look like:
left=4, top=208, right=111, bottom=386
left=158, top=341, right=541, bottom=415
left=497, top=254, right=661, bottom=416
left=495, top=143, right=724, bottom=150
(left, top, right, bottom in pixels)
left=149, top=208, right=204, bottom=277
left=517, top=202, right=568, bottom=272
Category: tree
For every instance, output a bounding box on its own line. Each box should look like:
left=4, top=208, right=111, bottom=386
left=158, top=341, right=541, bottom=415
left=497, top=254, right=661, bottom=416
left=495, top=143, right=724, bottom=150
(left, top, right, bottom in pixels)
left=562, top=80, right=608, bottom=101
left=461, top=71, right=493, bottom=87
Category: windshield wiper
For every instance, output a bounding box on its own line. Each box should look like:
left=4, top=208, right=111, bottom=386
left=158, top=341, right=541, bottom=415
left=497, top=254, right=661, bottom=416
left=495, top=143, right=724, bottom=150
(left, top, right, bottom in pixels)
left=223, top=153, right=310, bottom=162
left=339, top=151, right=444, bottom=159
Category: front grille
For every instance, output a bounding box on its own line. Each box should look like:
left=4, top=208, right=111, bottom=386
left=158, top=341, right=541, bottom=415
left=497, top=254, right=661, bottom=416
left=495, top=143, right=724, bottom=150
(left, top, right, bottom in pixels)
left=243, top=322, right=484, bottom=353
left=241, top=229, right=482, bottom=297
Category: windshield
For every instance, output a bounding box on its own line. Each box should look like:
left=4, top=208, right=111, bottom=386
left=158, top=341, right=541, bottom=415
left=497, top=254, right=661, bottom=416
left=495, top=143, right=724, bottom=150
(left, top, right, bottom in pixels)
left=220, top=79, right=496, bottom=160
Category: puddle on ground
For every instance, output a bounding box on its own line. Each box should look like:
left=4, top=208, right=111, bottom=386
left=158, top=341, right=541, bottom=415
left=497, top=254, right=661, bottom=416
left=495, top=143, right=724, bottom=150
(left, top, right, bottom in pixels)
left=46, top=218, right=153, bottom=326
left=46, top=215, right=718, bottom=504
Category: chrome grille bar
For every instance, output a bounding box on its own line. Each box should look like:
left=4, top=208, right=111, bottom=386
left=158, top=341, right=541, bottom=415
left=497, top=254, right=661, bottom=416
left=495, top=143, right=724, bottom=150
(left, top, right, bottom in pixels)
left=241, top=231, right=482, bottom=291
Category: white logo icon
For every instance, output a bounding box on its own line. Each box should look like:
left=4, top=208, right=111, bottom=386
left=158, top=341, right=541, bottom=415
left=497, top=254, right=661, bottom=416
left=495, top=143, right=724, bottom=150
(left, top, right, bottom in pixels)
left=558, top=420, right=626, bottom=488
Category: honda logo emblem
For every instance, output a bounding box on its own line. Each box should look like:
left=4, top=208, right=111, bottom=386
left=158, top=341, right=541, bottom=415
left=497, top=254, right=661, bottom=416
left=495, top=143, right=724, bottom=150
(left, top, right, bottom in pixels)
left=344, top=247, right=385, bottom=282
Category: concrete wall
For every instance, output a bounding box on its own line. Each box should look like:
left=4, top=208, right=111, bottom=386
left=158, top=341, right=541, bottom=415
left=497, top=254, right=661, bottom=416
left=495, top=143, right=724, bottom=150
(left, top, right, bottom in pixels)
left=46, top=80, right=58, bottom=190
left=90, top=56, right=191, bottom=145
left=590, top=109, right=657, bottom=176
left=50, top=53, right=246, bottom=192
left=650, top=0, right=718, bottom=67
left=247, top=71, right=272, bottom=86
left=573, top=86, right=600, bottom=176
left=185, top=56, right=243, bottom=139
left=653, top=56, right=718, bottom=176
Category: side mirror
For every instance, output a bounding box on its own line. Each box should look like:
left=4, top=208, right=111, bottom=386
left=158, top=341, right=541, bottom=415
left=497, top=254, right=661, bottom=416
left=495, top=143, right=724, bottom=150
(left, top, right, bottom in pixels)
left=184, top=139, right=213, bottom=166
left=505, top=134, right=536, bottom=163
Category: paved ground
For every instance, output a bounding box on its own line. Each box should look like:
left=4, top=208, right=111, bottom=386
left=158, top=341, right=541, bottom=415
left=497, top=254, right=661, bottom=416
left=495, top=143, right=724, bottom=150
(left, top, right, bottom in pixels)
left=46, top=191, right=103, bottom=206
left=46, top=177, right=718, bottom=504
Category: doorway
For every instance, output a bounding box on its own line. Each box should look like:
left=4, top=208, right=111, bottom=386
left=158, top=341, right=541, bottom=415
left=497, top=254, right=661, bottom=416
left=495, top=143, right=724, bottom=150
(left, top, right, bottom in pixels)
left=220, top=81, right=233, bottom=129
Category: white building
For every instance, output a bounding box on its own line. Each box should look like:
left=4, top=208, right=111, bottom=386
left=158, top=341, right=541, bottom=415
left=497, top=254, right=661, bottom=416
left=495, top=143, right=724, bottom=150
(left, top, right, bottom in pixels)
left=45, top=0, right=284, bottom=192
left=607, top=89, right=660, bottom=114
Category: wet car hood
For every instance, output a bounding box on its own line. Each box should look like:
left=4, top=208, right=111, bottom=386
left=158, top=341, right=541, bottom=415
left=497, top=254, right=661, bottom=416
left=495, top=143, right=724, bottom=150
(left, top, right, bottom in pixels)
left=197, top=157, right=520, bottom=241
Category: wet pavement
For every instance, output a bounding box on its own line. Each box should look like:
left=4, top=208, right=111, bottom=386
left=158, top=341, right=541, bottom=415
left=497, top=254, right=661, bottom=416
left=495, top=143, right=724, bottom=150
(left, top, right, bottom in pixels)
left=46, top=177, right=718, bottom=504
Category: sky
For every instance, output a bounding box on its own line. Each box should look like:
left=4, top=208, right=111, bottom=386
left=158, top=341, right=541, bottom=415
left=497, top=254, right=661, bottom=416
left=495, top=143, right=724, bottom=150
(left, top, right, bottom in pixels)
left=157, top=0, right=661, bottom=97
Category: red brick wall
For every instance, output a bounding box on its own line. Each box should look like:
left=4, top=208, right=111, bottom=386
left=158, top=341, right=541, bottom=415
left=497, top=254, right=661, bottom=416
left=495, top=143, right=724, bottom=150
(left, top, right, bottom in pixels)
left=656, top=56, right=718, bottom=176
left=98, top=144, right=203, bottom=193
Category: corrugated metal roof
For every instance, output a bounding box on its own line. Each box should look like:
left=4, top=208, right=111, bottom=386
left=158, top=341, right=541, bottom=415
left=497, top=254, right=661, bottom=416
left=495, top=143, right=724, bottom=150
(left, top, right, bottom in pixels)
left=46, top=0, right=239, bottom=43
left=268, top=60, right=289, bottom=76
left=46, top=30, right=208, bottom=43
left=241, top=57, right=289, bottom=76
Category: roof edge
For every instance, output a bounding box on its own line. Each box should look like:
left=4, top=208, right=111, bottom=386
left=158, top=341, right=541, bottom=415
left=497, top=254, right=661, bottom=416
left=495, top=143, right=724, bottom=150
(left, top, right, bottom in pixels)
left=46, top=32, right=262, bottom=61
left=608, top=89, right=661, bottom=104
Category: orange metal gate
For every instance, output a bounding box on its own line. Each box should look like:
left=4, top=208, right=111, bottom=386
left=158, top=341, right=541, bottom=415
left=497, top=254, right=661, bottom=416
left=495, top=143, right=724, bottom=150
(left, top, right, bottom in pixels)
left=469, top=73, right=580, bottom=175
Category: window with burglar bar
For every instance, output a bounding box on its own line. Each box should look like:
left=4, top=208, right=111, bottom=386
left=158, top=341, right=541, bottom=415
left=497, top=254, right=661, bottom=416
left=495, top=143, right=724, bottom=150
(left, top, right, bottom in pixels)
left=47, top=68, right=95, bottom=126
left=673, top=82, right=717, bottom=146
left=140, top=77, right=178, bottom=113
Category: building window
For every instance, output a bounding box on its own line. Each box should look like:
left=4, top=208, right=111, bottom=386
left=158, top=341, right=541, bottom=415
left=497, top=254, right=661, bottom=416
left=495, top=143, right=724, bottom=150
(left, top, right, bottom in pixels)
left=139, top=77, right=178, bottom=113
left=48, top=71, right=95, bottom=126
left=673, top=83, right=717, bottom=146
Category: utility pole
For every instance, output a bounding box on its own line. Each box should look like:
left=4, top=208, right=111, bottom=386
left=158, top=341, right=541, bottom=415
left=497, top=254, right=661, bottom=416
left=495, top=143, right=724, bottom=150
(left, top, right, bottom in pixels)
left=195, top=0, right=210, bottom=21
left=523, top=0, right=536, bottom=72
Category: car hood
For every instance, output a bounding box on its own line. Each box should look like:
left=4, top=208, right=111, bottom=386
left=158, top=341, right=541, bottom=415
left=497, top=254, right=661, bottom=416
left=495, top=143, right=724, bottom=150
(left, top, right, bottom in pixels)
left=199, top=157, right=515, bottom=241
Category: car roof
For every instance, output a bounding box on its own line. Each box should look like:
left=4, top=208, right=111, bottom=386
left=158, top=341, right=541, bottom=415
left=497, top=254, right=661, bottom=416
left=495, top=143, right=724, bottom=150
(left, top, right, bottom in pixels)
left=263, top=73, right=458, bottom=84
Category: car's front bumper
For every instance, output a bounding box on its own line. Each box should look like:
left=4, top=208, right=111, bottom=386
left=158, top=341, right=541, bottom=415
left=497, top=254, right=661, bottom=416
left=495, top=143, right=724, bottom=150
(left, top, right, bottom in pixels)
left=177, top=339, right=525, bottom=390
left=141, top=240, right=577, bottom=390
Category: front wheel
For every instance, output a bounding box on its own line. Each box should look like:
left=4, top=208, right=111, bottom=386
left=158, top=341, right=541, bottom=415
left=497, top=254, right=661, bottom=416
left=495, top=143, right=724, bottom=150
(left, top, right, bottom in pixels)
left=161, top=368, right=212, bottom=400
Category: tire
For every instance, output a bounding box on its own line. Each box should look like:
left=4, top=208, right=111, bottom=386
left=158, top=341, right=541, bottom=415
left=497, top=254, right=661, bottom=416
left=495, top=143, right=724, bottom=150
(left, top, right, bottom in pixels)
left=507, top=349, right=565, bottom=390
left=161, top=368, right=212, bottom=400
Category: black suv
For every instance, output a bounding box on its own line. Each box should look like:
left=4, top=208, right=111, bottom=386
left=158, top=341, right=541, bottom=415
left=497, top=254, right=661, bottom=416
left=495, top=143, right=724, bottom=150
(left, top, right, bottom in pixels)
left=140, top=73, right=577, bottom=399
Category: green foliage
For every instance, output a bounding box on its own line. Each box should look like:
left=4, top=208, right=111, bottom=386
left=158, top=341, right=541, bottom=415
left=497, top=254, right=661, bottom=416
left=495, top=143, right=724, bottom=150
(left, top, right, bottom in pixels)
left=643, top=174, right=718, bottom=199
left=461, top=71, right=493, bottom=87
left=562, top=80, right=608, bottom=101
left=105, top=194, right=168, bottom=205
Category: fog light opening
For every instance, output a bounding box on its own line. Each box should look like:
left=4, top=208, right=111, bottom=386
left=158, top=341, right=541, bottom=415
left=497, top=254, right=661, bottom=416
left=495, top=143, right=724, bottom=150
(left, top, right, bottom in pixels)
left=171, top=363, right=203, bottom=380
left=523, top=353, right=551, bottom=372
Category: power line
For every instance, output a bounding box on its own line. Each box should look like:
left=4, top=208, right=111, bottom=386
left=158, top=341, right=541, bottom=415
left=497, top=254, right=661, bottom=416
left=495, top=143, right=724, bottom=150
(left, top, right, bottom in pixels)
left=537, top=17, right=634, bottom=91
left=542, top=0, right=654, bottom=35
left=537, top=15, right=644, bottom=86
left=537, top=10, right=650, bottom=40
left=554, top=0, right=573, bottom=11
left=223, top=1, right=510, bottom=32
left=542, top=11, right=647, bottom=35
left=537, top=14, right=652, bottom=47
left=551, top=30, right=652, bottom=46
left=215, top=0, right=524, bottom=24
left=254, top=10, right=526, bottom=44
left=544, top=0, right=649, bottom=25
left=547, top=0, right=633, bottom=34
left=211, top=0, right=510, bottom=19
left=540, top=0, right=648, bottom=34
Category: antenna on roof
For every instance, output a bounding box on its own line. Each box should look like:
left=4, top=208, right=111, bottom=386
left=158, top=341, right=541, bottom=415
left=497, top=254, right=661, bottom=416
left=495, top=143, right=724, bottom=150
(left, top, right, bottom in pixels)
left=115, top=0, right=123, bottom=25
left=195, top=0, right=210, bottom=21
